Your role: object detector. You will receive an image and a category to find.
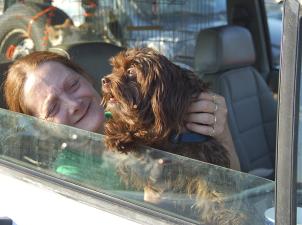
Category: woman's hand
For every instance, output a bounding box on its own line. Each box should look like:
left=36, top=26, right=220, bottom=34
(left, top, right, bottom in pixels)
left=185, top=92, right=227, bottom=139
left=185, top=92, right=241, bottom=171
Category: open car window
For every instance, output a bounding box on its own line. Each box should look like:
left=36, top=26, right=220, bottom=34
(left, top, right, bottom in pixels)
left=264, top=0, right=283, bottom=68
left=0, top=108, right=274, bottom=224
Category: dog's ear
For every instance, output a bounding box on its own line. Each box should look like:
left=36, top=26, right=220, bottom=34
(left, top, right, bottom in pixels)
left=148, top=57, right=208, bottom=140
left=149, top=63, right=190, bottom=138
left=150, top=86, right=170, bottom=138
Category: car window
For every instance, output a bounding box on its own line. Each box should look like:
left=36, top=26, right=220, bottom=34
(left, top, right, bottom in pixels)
left=264, top=0, right=283, bottom=68
left=109, top=0, right=227, bottom=66
left=0, top=108, right=274, bottom=224
left=0, top=0, right=227, bottom=67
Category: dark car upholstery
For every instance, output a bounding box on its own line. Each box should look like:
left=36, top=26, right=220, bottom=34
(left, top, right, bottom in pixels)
left=194, top=25, right=277, bottom=179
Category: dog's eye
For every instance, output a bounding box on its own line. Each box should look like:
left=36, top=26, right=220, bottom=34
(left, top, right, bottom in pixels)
left=128, top=73, right=136, bottom=78
left=127, top=68, right=136, bottom=80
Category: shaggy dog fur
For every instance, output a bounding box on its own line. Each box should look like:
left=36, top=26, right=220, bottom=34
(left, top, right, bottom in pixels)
left=102, top=47, right=229, bottom=167
left=101, top=48, right=248, bottom=224
left=115, top=147, right=253, bottom=225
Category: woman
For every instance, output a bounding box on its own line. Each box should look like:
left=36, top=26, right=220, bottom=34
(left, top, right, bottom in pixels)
left=3, top=51, right=240, bottom=170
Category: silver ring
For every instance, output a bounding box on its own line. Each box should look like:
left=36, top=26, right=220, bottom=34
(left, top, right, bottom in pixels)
left=214, top=103, right=218, bottom=112
left=213, top=115, right=217, bottom=125
left=212, top=94, right=217, bottom=103
left=210, top=127, right=215, bottom=136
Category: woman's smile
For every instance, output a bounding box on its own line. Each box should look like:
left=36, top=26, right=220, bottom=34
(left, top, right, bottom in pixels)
left=23, top=61, right=105, bottom=132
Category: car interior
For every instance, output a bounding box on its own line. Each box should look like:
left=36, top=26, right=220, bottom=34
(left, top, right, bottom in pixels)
left=0, top=0, right=281, bottom=182
left=195, top=25, right=277, bottom=179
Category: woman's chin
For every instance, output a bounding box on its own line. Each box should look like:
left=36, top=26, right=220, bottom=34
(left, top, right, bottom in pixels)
left=76, top=117, right=103, bottom=133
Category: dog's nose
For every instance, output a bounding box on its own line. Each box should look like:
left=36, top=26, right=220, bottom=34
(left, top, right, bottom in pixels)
left=102, top=77, right=110, bottom=86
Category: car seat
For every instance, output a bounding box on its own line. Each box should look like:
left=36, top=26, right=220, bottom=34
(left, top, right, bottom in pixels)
left=194, top=25, right=277, bottom=179
left=49, top=41, right=124, bottom=90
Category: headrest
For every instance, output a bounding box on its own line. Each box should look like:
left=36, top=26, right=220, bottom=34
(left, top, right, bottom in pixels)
left=50, top=42, right=124, bottom=85
left=194, top=25, right=256, bottom=74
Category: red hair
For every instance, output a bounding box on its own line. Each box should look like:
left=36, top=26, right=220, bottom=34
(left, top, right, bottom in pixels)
left=4, top=51, right=92, bottom=114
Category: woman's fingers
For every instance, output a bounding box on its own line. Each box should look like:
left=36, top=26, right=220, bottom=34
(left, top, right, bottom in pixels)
left=185, top=113, right=216, bottom=125
left=188, top=92, right=226, bottom=113
left=186, top=92, right=228, bottom=137
left=186, top=113, right=225, bottom=137
left=186, top=122, right=215, bottom=136
left=187, top=100, right=216, bottom=113
left=195, top=92, right=224, bottom=102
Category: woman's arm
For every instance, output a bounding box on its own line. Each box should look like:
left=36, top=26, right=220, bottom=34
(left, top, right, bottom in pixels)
left=185, top=92, right=241, bottom=171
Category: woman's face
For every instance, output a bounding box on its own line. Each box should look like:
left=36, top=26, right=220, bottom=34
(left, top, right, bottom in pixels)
left=23, top=61, right=105, bottom=132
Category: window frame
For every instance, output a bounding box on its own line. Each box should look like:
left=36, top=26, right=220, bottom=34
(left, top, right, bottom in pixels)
left=276, top=0, right=301, bottom=224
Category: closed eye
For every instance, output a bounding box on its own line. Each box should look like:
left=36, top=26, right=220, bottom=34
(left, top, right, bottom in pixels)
left=46, top=102, right=59, bottom=118
left=69, top=79, right=80, bottom=92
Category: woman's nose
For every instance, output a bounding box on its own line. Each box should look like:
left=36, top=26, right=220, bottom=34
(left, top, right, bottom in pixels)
left=69, top=99, right=81, bottom=112
left=62, top=96, right=81, bottom=113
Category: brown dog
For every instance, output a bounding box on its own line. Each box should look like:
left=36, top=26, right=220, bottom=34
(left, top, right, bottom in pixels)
left=101, top=48, right=254, bottom=224
left=102, top=47, right=229, bottom=167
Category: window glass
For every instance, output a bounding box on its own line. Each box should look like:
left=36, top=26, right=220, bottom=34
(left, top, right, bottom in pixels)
left=0, top=108, right=274, bottom=224
left=264, top=0, right=283, bottom=68
left=0, top=0, right=227, bottom=67
left=108, top=0, right=227, bottom=66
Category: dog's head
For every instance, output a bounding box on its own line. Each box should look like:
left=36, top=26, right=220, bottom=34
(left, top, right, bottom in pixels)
left=102, top=48, right=206, bottom=152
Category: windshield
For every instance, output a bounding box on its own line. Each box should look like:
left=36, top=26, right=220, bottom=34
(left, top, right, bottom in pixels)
left=0, top=108, right=274, bottom=224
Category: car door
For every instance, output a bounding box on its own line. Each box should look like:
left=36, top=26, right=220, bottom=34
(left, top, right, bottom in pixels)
left=0, top=107, right=276, bottom=225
